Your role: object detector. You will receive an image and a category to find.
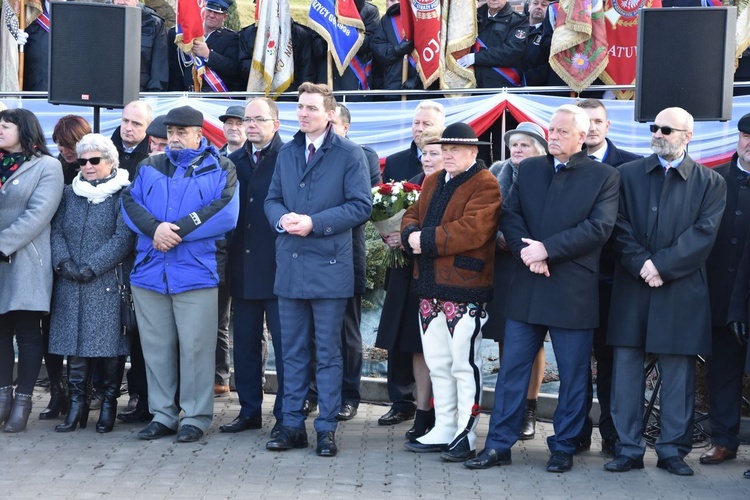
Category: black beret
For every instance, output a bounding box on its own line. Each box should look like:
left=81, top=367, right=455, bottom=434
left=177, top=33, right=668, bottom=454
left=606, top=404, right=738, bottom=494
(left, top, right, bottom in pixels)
left=739, top=113, right=750, bottom=134
left=146, top=114, right=167, bottom=139
left=163, top=106, right=204, bottom=128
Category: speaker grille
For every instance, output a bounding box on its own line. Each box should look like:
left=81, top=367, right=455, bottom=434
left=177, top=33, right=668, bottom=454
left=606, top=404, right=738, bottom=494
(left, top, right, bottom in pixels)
left=635, top=8, right=736, bottom=122
left=49, top=3, right=141, bottom=108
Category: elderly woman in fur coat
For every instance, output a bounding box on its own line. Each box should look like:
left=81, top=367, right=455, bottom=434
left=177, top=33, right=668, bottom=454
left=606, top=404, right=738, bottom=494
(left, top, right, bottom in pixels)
left=49, top=133, right=134, bottom=434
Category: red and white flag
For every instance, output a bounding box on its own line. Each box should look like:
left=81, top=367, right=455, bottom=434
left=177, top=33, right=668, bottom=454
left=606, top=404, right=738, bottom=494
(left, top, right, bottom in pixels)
left=599, top=0, right=662, bottom=100
left=247, top=0, right=294, bottom=96
left=399, top=0, right=442, bottom=88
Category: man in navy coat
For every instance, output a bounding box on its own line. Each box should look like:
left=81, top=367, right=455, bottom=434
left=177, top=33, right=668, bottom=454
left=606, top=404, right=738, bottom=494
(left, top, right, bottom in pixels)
left=221, top=98, right=285, bottom=436
left=264, top=82, right=372, bottom=457
left=465, top=105, right=620, bottom=473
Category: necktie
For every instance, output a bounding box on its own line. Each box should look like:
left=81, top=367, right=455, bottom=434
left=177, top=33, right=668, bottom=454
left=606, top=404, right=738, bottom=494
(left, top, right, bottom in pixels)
left=555, top=162, right=566, bottom=173
left=254, top=151, right=261, bottom=165
left=307, top=144, right=316, bottom=165
left=588, top=155, right=596, bottom=160
left=664, top=163, right=672, bottom=176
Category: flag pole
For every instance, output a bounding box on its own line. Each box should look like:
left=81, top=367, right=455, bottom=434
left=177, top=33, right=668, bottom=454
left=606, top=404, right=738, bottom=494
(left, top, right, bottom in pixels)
left=327, top=50, right=333, bottom=88
left=18, top=0, right=25, bottom=89
left=401, top=56, right=408, bottom=102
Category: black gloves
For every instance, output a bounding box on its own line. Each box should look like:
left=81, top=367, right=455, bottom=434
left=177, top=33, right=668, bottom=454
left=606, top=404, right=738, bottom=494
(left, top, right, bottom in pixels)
left=394, top=39, right=414, bottom=57
left=728, top=321, right=749, bottom=346
left=78, top=267, right=96, bottom=283
left=402, top=75, right=420, bottom=91
left=58, top=259, right=81, bottom=282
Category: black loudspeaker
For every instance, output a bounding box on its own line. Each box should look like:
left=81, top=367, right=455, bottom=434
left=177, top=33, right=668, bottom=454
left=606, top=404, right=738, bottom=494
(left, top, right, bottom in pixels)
left=48, top=2, right=141, bottom=108
left=635, top=7, right=736, bottom=122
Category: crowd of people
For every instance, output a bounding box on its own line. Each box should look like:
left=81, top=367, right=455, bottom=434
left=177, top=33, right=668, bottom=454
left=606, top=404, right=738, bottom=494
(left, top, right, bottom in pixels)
left=18, top=0, right=750, bottom=96
left=1, top=79, right=749, bottom=481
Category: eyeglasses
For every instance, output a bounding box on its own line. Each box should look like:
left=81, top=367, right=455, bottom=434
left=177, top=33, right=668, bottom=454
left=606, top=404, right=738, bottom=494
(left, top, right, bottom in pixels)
left=243, top=117, right=275, bottom=124
left=77, top=157, right=103, bottom=166
left=649, top=124, right=687, bottom=135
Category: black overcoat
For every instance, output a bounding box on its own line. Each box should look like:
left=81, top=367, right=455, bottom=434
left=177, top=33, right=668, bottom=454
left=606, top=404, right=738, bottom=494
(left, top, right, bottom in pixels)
left=608, top=154, right=726, bottom=355
left=228, top=134, right=283, bottom=300
left=501, top=150, right=620, bottom=329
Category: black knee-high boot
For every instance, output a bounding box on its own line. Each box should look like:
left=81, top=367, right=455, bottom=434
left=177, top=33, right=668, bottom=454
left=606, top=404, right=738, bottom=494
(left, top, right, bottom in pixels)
left=55, top=356, right=91, bottom=432
left=96, top=357, right=120, bottom=433
left=40, top=353, right=69, bottom=420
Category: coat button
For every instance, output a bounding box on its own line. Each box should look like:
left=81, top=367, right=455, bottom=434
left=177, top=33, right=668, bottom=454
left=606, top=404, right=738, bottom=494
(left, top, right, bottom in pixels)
left=105, top=288, right=110, bottom=292
left=736, top=210, right=743, bottom=216
left=300, top=182, right=305, bottom=187
left=731, top=238, right=738, bottom=244
left=729, top=267, right=736, bottom=272
left=249, top=197, right=254, bottom=203
left=651, top=206, right=657, bottom=212
left=329, top=259, right=336, bottom=264
left=245, top=249, right=250, bottom=254
left=292, top=252, right=298, bottom=258
left=325, top=226, right=332, bottom=233
left=246, top=223, right=251, bottom=229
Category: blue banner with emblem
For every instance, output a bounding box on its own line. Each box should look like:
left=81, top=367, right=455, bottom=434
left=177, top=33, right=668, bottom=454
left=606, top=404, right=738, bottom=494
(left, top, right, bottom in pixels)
left=308, top=0, right=364, bottom=77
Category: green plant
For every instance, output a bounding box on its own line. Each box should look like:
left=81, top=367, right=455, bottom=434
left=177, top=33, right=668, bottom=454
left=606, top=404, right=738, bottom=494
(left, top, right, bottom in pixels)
left=363, top=222, right=387, bottom=309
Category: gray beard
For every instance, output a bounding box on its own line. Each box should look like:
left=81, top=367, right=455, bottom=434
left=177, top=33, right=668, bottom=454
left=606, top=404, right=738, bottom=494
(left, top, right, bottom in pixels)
left=650, top=137, right=683, bottom=161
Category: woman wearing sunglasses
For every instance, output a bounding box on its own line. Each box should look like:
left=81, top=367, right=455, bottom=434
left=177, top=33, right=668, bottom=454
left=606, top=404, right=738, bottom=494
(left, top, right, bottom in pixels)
left=0, top=108, right=64, bottom=432
left=48, top=133, right=134, bottom=433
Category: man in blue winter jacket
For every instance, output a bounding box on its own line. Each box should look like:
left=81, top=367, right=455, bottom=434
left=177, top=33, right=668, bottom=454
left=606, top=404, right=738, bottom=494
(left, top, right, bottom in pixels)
left=121, top=105, right=239, bottom=443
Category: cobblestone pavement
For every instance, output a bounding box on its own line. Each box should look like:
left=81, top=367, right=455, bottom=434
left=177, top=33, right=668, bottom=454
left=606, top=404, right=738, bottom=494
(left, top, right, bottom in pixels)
left=1, top=389, right=748, bottom=499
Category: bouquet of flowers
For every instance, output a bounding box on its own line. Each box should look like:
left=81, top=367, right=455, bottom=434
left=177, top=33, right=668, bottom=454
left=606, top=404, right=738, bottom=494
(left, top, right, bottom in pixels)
left=370, top=181, right=422, bottom=268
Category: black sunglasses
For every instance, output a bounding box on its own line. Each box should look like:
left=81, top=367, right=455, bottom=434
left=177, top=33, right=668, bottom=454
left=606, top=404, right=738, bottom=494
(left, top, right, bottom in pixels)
left=649, top=124, right=687, bottom=135
left=77, top=157, right=103, bottom=166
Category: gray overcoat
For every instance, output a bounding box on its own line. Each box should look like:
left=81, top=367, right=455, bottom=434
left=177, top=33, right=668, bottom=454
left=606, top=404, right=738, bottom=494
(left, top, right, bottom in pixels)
left=49, top=186, right=134, bottom=357
left=0, top=155, right=64, bottom=314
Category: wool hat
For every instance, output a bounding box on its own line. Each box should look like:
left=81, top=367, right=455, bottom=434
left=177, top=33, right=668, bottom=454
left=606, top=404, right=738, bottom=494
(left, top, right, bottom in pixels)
left=503, top=122, right=548, bottom=152
left=146, top=115, right=167, bottom=139
left=429, top=122, right=490, bottom=146
left=738, top=113, right=750, bottom=134
left=163, top=106, right=204, bottom=128
left=219, top=106, right=245, bottom=123
left=205, top=0, right=233, bottom=13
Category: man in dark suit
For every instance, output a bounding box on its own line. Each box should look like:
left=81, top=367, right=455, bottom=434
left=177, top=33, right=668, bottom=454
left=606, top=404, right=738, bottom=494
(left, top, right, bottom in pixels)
left=465, top=104, right=620, bottom=473
left=167, top=0, right=240, bottom=91
left=574, top=98, right=640, bottom=455
left=377, top=99, right=445, bottom=427
left=699, top=114, right=750, bottom=466
left=605, top=107, right=726, bottom=476
left=220, top=97, right=285, bottom=436
left=264, top=83, right=372, bottom=457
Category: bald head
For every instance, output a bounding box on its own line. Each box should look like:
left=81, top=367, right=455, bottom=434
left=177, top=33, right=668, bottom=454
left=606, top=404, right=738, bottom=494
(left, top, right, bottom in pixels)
left=120, top=100, right=153, bottom=149
left=650, top=107, right=694, bottom=161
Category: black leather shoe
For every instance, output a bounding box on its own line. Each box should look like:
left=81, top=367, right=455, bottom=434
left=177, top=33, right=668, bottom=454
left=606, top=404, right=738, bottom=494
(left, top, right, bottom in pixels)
left=270, top=419, right=283, bottom=438
left=546, top=451, right=574, bottom=473
left=336, top=404, right=357, bottom=421
left=266, top=426, right=308, bottom=450
left=404, top=440, right=446, bottom=453
left=519, top=399, right=536, bottom=440
left=441, top=436, right=476, bottom=462
left=744, top=469, right=750, bottom=479
left=656, top=456, right=694, bottom=476
left=176, top=424, right=204, bottom=443
left=219, top=415, right=262, bottom=433
left=463, top=448, right=512, bottom=469
left=604, top=455, right=645, bottom=472
left=117, top=406, right=153, bottom=424
left=301, top=400, right=317, bottom=417
left=316, top=431, right=338, bottom=457
left=601, top=437, right=618, bottom=457
left=138, top=421, right=177, bottom=440
left=378, top=407, right=415, bottom=426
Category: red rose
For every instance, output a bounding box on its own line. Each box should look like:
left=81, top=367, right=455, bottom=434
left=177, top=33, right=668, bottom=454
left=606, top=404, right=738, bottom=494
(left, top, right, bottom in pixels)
left=378, top=183, right=394, bottom=195
left=402, top=182, right=422, bottom=193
